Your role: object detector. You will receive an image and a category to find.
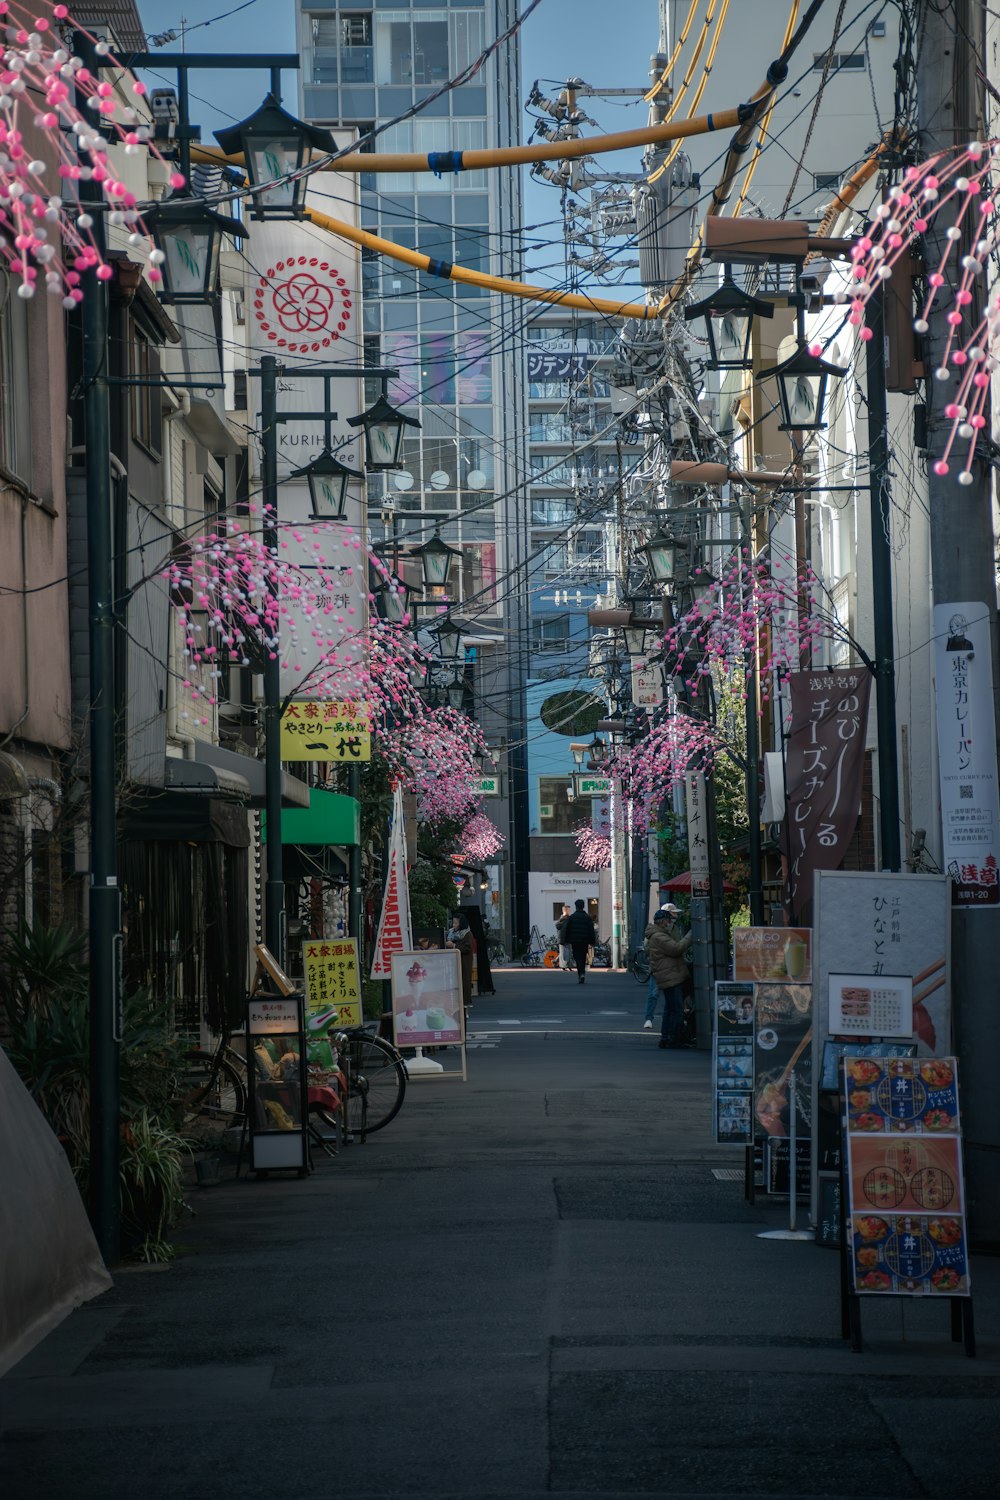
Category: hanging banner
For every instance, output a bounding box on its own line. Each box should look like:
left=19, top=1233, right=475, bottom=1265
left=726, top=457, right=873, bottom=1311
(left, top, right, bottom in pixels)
left=371, top=787, right=413, bottom=979
left=630, top=659, right=663, bottom=712
left=785, top=669, right=872, bottom=920
left=933, top=602, right=1000, bottom=908
left=685, top=772, right=710, bottom=892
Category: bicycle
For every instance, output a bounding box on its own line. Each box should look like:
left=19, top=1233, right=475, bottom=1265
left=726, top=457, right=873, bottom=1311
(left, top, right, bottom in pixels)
left=177, top=1034, right=248, bottom=1136
left=592, top=938, right=612, bottom=968
left=310, top=1024, right=407, bottom=1142
left=486, top=936, right=509, bottom=965
left=628, top=949, right=651, bottom=984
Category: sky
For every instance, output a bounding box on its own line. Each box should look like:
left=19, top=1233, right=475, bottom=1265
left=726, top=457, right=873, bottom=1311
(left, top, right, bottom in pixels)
left=134, top=0, right=656, bottom=287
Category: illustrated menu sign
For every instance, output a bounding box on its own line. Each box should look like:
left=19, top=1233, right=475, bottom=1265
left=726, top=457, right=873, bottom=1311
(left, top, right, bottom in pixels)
left=279, top=701, right=372, bottom=761
left=754, top=983, right=812, bottom=1192
left=390, top=948, right=464, bottom=1048
left=828, top=973, right=913, bottom=1038
left=845, top=1057, right=970, bottom=1296
left=303, top=938, right=362, bottom=1031
left=933, top=601, right=1000, bottom=908
left=713, top=981, right=755, bottom=1144
left=733, top=927, right=811, bottom=983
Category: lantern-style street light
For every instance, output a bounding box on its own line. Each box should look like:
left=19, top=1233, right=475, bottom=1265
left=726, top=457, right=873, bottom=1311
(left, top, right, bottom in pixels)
left=683, top=265, right=774, bottom=371
left=415, top=532, right=462, bottom=591
left=569, top=742, right=588, bottom=769
left=445, top=674, right=467, bottom=712
left=215, top=94, right=337, bottom=218
left=622, top=621, right=655, bottom=656
left=639, top=530, right=685, bottom=585
left=432, top=615, right=466, bottom=662
left=760, top=341, right=848, bottom=432
left=289, top=447, right=362, bottom=520
left=373, top=569, right=414, bottom=625
left=348, top=392, right=421, bottom=470
left=147, top=195, right=247, bottom=302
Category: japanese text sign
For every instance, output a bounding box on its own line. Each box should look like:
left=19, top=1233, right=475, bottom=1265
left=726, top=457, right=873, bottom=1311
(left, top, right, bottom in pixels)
left=785, top=670, right=872, bottom=920
left=829, top=972, right=912, bottom=1038
left=933, top=602, right=1000, bottom=908
left=280, top=700, right=371, bottom=761
left=303, top=937, right=362, bottom=1031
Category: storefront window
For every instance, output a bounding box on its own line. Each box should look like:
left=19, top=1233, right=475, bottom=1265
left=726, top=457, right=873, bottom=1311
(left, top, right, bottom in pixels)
left=537, top=777, right=577, bottom=835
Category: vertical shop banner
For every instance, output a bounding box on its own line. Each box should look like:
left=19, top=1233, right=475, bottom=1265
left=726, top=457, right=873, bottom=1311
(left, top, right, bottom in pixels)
left=685, top=771, right=710, bottom=892
left=714, top=981, right=755, bottom=1144
left=785, top=669, right=871, bottom=920
left=844, top=1056, right=970, bottom=1296
left=933, top=602, right=1000, bottom=908
left=754, top=983, right=813, bottom=1192
left=371, top=788, right=413, bottom=979
left=630, top=659, right=663, bottom=712
left=248, top=186, right=369, bottom=698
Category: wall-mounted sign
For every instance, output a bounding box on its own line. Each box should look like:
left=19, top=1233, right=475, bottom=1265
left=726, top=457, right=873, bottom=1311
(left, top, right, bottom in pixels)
left=280, top=700, right=371, bottom=761
left=526, top=350, right=592, bottom=381
left=575, top=775, right=611, bottom=797
left=630, top=659, right=663, bottom=711
left=472, top=774, right=500, bottom=797
left=829, top=972, right=913, bottom=1039
left=933, top=601, right=1000, bottom=908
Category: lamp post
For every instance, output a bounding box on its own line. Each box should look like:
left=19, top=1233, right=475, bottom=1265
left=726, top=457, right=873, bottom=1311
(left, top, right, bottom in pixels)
left=252, top=356, right=417, bottom=963
left=215, top=93, right=337, bottom=218
left=683, top=264, right=774, bottom=370
left=289, top=447, right=363, bottom=520
left=146, top=194, right=248, bottom=302
left=414, top=531, right=462, bottom=592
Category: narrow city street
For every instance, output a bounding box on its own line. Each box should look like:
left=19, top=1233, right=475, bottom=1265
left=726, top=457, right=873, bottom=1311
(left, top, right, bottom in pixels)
left=2, top=967, right=997, bottom=1500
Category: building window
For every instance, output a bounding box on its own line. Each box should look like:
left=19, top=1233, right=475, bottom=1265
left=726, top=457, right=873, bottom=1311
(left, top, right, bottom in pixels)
left=129, top=319, right=162, bottom=457
left=812, top=51, right=864, bottom=70
left=532, top=616, right=570, bottom=653
left=0, top=270, right=30, bottom=484
left=537, top=776, right=576, bottom=835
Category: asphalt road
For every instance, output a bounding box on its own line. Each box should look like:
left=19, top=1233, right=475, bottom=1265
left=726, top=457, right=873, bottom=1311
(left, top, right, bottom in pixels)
left=2, top=964, right=998, bottom=1498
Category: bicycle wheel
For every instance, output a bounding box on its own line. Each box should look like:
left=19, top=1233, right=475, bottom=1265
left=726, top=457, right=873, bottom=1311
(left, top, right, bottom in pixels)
left=179, top=1052, right=246, bottom=1133
left=629, top=953, right=651, bottom=984
left=344, top=1036, right=406, bottom=1135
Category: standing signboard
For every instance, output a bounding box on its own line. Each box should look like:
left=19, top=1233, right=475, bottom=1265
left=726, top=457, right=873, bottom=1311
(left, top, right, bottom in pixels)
left=303, top=937, right=363, bottom=1038
left=713, top=981, right=755, bottom=1144
left=844, top=1056, right=970, bottom=1298
left=390, top=947, right=467, bottom=1082
left=811, top=871, right=951, bottom=1224
left=933, top=601, right=1000, bottom=908
left=753, top=982, right=813, bottom=1195
left=246, top=992, right=308, bottom=1174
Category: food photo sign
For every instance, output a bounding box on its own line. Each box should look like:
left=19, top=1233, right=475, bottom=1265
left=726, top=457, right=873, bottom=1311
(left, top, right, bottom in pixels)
left=844, top=1056, right=970, bottom=1297
left=713, top=981, right=755, bottom=1145
left=733, top=927, right=811, bottom=983
left=390, top=949, right=465, bottom=1049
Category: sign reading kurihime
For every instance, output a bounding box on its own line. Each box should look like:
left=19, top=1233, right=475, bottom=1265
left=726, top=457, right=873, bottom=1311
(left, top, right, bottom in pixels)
left=280, top=701, right=371, bottom=761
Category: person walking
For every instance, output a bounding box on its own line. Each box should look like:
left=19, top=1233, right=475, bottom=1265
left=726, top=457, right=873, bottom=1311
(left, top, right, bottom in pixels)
left=555, top=903, right=573, bottom=972
left=561, top=899, right=596, bottom=984
left=647, top=904, right=693, bottom=1048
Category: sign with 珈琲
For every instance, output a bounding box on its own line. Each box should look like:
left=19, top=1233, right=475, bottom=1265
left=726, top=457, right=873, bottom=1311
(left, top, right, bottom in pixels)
left=280, top=700, right=371, bottom=761
left=303, top=938, right=362, bottom=1032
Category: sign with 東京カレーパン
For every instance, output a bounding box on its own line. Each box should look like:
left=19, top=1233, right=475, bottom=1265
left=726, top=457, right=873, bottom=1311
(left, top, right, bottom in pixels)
left=575, top=775, right=611, bottom=797
left=279, top=700, right=371, bottom=761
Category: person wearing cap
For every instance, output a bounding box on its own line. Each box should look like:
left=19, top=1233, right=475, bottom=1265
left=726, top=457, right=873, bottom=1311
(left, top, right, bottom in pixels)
left=641, top=904, right=677, bottom=1029
left=647, top=904, right=693, bottom=1049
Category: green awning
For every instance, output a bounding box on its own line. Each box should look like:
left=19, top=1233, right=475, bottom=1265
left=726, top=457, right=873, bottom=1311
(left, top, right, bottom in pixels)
left=263, top=788, right=360, bottom=847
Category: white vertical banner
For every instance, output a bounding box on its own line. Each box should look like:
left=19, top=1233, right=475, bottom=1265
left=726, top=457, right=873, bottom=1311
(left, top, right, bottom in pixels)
left=685, top=771, right=711, bottom=893
left=371, top=786, right=413, bottom=979
left=246, top=182, right=369, bottom=698
left=933, top=602, right=1000, bottom=908
left=630, top=659, right=663, bottom=712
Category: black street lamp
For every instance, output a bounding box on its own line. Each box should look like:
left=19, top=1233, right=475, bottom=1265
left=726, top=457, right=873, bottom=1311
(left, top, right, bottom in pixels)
left=758, top=308, right=848, bottom=433
left=348, top=392, right=421, bottom=470
left=445, top=673, right=467, bottom=712
left=622, top=621, right=655, bottom=656
left=415, top=532, right=461, bottom=591
left=215, top=94, right=337, bottom=218
left=683, top=265, right=774, bottom=370
left=639, top=530, right=685, bottom=586
left=289, top=447, right=363, bottom=519
left=373, top=570, right=414, bottom=625
left=147, top=195, right=247, bottom=302
left=432, top=615, right=466, bottom=662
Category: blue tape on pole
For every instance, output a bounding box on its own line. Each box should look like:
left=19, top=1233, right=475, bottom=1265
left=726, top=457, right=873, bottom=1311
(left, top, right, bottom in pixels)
left=426, top=259, right=454, bottom=280
left=427, top=150, right=465, bottom=177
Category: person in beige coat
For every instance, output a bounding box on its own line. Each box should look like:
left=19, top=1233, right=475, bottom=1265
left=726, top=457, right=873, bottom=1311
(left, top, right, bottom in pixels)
left=647, top=905, right=693, bottom=1048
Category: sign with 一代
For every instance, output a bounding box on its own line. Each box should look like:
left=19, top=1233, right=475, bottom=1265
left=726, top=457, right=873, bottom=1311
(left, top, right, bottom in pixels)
left=933, top=601, right=1000, bottom=908
left=303, top=938, right=362, bottom=1031
left=844, top=1055, right=970, bottom=1296
left=280, top=701, right=371, bottom=761
left=829, top=972, right=913, bottom=1039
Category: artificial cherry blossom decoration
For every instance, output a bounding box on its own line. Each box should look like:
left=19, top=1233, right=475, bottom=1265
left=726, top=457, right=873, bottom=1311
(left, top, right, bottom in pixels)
left=0, top=2, right=181, bottom=305
left=575, top=820, right=611, bottom=871
left=458, top=812, right=505, bottom=863
left=842, top=139, right=999, bottom=484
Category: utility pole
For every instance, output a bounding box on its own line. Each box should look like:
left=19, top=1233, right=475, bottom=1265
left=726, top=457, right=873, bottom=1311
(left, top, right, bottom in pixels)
left=743, top=489, right=766, bottom=924
left=76, top=30, right=121, bottom=1267
left=259, top=354, right=285, bottom=965
left=918, top=0, right=1000, bottom=1245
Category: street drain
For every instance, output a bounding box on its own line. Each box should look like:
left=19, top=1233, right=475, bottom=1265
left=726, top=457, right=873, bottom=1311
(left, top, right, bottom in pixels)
left=711, top=1168, right=744, bottom=1181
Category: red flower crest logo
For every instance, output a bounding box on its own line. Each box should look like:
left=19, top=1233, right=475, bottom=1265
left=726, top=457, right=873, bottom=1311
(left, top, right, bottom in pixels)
left=253, top=255, right=353, bottom=353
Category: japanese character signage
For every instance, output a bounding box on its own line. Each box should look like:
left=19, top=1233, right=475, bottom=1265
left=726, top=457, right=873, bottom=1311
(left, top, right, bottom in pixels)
left=471, top=775, right=500, bottom=797
left=785, top=669, right=872, bottom=920
left=685, top=771, right=710, bottom=892
left=371, top=787, right=412, bottom=979
left=280, top=700, right=371, bottom=761
left=829, top=972, right=912, bottom=1038
left=933, top=601, right=1000, bottom=908
left=303, top=937, right=362, bottom=1031
left=845, top=1056, right=969, bottom=1296
left=630, top=659, right=663, bottom=712
left=713, top=981, right=755, bottom=1144
left=575, top=775, right=611, bottom=797
left=526, top=350, right=593, bottom=381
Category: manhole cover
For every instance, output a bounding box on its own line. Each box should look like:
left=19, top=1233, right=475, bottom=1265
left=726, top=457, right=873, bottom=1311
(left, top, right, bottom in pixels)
left=712, top=1168, right=744, bottom=1181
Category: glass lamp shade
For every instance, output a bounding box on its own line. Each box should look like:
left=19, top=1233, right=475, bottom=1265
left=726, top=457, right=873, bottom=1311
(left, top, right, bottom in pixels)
left=215, top=96, right=336, bottom=219
left=375, top=573, right=412, bottom=625
left=641, top=532, right=683, bottom=584
left=569, top=742, right=587, bottom=768
left=683, top=270, right=774, bottom=371
left=347, top=392, right=421, bottom=470
left=446, top=674, right=466, bottom=711
left=289, top=449, right=362, bottom=519
left=622, top=624, right=651, bottom=657
left=149, top=196, right=246, bottom=302
left=433, top=616, right=465, bottom=661
left=762, top=344, right=848, bottom=432
left=415, top=533, right=461, bottom=590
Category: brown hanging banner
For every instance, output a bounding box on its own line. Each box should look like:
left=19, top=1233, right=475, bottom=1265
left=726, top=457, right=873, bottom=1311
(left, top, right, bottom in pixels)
left=785, top=669, right=873, bottom=921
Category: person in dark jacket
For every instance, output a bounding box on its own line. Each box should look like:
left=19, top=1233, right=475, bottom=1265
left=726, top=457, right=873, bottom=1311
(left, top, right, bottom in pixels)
left=648, top=906, right=693, bottom=1048
left=446, top=912, right=475, bottom=1012
left=562, top=899, right=596, bottom=983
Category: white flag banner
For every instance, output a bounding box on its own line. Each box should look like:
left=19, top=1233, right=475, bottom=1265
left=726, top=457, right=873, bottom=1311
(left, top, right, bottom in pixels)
left=933, top=601, right=1000, bottom=908
left=371, top=787, right=413, bottom=979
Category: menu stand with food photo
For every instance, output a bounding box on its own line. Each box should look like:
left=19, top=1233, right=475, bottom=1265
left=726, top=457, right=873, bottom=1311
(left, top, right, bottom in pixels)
left=841, top=1056, right=975, bottom=1357
left=390, top=949, right=467, bottom=1082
